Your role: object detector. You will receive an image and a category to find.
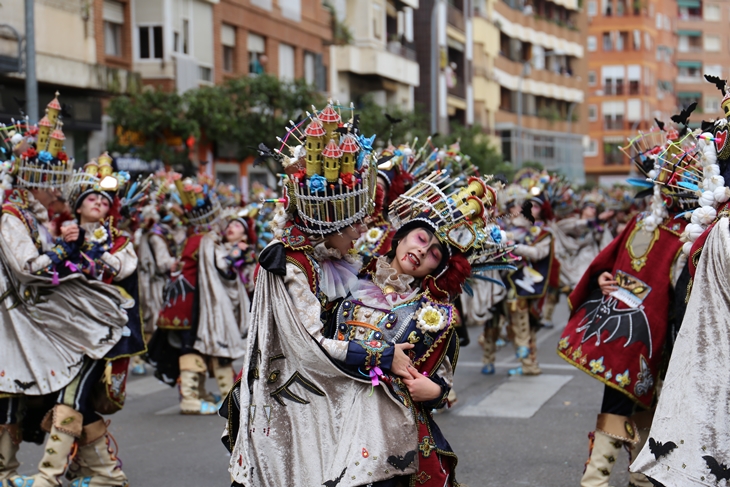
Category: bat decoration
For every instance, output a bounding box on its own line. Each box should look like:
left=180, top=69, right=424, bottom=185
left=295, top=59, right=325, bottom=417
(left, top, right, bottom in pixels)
left=521, top=200, right=535, bottom=224
left=703, top=455, right=730, bottom=481
left=702, top=120, right=716, bottom=132
left=385, top=113, right=403, bottom=124
left=334, top=126, right=350, bottom=136
left=648, top=438, right=677, bottom=460
left=670, top=102, right=697, bottom=128
left=61, top=103, right=73, bottom=119
left=377, top=154, right=395, bottom=166
left=704, top=74, right=727, bottom=95
left=12, top=96, right=26, bottom=114
left=13, top=379, right=36, bottom=390
left=99, top=326, right=115, bottom=344
left=322, top=466, right=347, bottom=487
left=387, top=450, right=417, bottom=471
left=654, top=118, right=665, bottom=131
left=575, top=295, right=653, bottom=355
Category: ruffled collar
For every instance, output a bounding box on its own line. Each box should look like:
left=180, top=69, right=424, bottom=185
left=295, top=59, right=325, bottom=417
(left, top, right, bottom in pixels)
left=25, top=191, right=49, bottom=224
left=373, top=256, right=414, bottom=294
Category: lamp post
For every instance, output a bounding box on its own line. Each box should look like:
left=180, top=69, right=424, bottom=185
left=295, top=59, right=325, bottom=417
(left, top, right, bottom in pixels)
left=24, top=0, right=38, bottom=122
left=515, top=61, right=531, bottom=168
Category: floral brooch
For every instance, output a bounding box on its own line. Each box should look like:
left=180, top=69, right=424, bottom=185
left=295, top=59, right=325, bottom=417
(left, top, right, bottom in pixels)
left=416, top=302, right=448, bottom=334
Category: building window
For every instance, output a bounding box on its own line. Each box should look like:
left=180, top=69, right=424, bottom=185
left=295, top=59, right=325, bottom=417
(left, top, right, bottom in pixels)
left=103, top=1, right=124, bottom=57
left=705, top=64, right=723, bottom=78
left=588, top=104, right=598, bottom=121
left=182, top=19, right=189, bottom=55
left=705, top=96, right=720, bottom=113
left=304, top=51, right=315, bottom=85
left=587, top=36, right=597, bottom=52
left=585, top=139, right=598, bottom=156
left=587, top=0, right=597, bottom=16
left=705, top=4, right=721, bottom=21
left=248, top=33, right=266, bottom=74
left=373, top=3, right=383, bottom=40
left=705, top=35, right=721, bottom=52
left=603, top=141, right=623, bottom=165
left=221, top=24, right=236, bottom=73
left=139, top=26, right=163, bottom=59
left=199, top=66, right=212, bottom=81
left=278, top=43, right=295, bottom=82
left=603, top=32, right=612, bottom=51
left=588, top=71, right=597, bottom=86
left=616, top=31, right=628, bottom=51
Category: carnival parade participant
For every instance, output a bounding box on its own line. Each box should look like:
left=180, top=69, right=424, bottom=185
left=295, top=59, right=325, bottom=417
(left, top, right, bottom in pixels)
left=505, top=172, right=561, bottom=376
left=225, top=104, right=441, bottom=486
left=326, top=171, right=512, bottom=486
left=133, top=175, right=179, bottom=375
left=0, top=96, right=132, bottom=487
left=151, top=175, right=249, bottom=415
left=558, top=125, right=693, bottom=487
left=630, top=81, right=730, bottom=486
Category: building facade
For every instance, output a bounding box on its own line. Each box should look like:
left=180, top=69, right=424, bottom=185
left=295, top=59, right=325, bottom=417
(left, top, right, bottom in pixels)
left=413, top=0, right=474, bottom=134
left=674, top=0, right=729, bottom=126
left=487, top=0, right=587, bottom=182
left=328, top=0, right=420, bottom=110
left=583, top=0, right=678, bottom=183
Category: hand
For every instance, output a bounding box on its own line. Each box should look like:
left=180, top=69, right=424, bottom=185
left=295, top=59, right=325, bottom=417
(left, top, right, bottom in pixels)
left=598, top=271, right=617, bottom=296
left=598, top=210, right=615, bottom=222
left=237, top=241, right=249, bottom=251
left=170, top=260, right=179, bottom=273
left=61, top=223, right=79, bottom=243
left=391, top=343, right=414, bottom=378
left=402, top=366, right=442, bottom=402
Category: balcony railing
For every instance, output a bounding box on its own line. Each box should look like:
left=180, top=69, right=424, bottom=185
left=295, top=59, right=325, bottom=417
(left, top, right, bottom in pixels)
left=604, top=117, right=625, bottom=130
left=386, top=42, right=417, bottom=62
left=448, top=80, right=466, bottom=99
left=447, top=3, right=465, bottom=30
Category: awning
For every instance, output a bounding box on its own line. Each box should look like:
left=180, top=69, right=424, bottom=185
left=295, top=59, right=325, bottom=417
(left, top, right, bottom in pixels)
left=677, top=29, right=701, bottom=37
left=677, top=60, right=702, bottom=68
left=115, top=156, right=164, bottom=172
left=678, top=91, right=702, bottom=98
left=677, top=0, right=700, bottom=8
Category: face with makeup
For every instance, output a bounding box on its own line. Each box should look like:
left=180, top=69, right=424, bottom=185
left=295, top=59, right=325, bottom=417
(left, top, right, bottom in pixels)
left=391, top=227, right=445, bottom=278
left=77, top=192, right=111, bottom=225
left=225, top=220, right=246, bottom=243
left=531, top=201, right=543, bottom=221
left=323, top=222, right=368, bottom=256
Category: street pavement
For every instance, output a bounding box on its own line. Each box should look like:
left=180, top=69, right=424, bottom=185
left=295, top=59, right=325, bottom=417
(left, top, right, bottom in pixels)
left=16, top=297, right=631, bottom=486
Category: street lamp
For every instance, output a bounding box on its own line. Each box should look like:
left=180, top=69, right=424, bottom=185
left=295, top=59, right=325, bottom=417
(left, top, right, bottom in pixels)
left=515, top=61, right=531, bottom=167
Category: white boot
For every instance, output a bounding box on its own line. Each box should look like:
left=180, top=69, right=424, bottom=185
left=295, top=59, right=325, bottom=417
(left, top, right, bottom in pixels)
left=68, top=420, right=128, bottom=487
left=178, top=354, right=217, bottom=415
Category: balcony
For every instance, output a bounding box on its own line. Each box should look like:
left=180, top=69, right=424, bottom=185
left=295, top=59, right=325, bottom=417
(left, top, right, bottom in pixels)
left=332, top=44, right=420, bottom=87
left=447, top=3, right=465, bottom=30
left=448, top=79, right=466, bottom=99
left=386, top=42, right=417, bottom=62
left=603, top=117, right=625, bottom=130
left=493, top=1, right=582, bottom=46
left=495, top=55, right=582, bottom=92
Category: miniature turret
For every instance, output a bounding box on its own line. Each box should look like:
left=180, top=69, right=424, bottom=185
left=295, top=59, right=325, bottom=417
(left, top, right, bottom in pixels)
left=46, top=92, right=61, bottom=127
left=318, top=104, right=341, bottom=142
left=339, top=133, right=359, bottom=176
left=37, top=114, right=53, bottom=152
left=322, top=139, right=343, bottom=183
left=304, top=119, right=326, bottom=177
left=48, top=124, right=65, bottom=158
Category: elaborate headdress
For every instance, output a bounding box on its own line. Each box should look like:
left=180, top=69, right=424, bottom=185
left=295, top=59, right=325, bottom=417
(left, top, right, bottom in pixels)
left=0, top=93, right=74, bottom=195
left=171, top=174, right=222, bottom=227
left=268, top=103, right=378, bottom=236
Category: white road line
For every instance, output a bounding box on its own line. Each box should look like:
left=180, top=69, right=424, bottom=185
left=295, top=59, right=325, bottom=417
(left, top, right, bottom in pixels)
left=459, top=361, right=576, bottom=371
left=155, top=404, right=183, bottom=416
left=456, top=374, right=573, bottom=418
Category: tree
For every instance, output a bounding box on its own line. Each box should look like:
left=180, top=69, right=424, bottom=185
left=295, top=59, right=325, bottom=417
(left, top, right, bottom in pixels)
left=106, top=89, right=198, bottom=173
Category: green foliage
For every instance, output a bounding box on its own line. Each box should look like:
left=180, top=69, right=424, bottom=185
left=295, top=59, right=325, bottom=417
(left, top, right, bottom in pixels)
left=106, top=89, right=199, bottom=173
left=521, top=160, right=545, bottom=171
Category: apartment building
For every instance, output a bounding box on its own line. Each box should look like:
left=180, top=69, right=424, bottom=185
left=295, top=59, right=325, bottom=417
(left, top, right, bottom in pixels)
left=481, top=0, right=587, bottom=182
left=0, top=0, right=139, bottom=164
left=327, top=0, right=420, bottom=110
left=583, top=0, right=677, bottom=183
left=674, top=0, right=729, bottom=123
left=413, top=0, right=474, bottom=134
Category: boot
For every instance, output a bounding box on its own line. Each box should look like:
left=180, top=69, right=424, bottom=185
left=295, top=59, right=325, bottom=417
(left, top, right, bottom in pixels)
left=212, top=360, right=235, bottom=401
left=68, top=420, right=128, bottom=487
left=509, top=302, right=531, bottom=360
left=628, top=411, right=654, bottom=487
left=130, top=356, right=146, bottom=376
left=521, top=327, right=542, bottom=375
left=12, top=405, right=82, bottom=487
left=0, top=424, right=21, bottom=482
left=541, top=290, right=558, bottom=328
left=178, top=354, right=217, bottom=415
left=581, top=413, right=639, bottom=487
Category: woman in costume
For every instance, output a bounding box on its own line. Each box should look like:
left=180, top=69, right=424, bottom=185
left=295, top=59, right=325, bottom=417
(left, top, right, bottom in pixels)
left=227, top=105, right=432, bottom=486
left=326, top=172, right=511, bottom=486
left=558, top=126, right=693, bottom=487
left=0, top=103, right=131, bottom=487
left=152, top=176, right=249, bottom=415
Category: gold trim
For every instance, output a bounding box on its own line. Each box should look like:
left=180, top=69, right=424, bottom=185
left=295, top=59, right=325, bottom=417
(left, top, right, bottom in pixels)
left=625, top=220, right=659, bottom=272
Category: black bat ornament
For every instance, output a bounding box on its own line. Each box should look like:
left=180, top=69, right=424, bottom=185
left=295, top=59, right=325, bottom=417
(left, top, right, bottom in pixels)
left=648, top=438, right=677, bottom=460
left=387, top=450, right=417, bottom=471
left=322, top=466, right=347, bottom=487
left=703, top=455, right=730, bottom=481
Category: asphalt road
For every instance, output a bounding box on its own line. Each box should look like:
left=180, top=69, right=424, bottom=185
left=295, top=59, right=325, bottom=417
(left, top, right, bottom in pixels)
left=15, top=297, right=630, bottom=486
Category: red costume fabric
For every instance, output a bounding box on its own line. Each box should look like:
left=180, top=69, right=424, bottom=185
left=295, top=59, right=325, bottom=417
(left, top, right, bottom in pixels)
left=158, top=233, right=204, bottom=330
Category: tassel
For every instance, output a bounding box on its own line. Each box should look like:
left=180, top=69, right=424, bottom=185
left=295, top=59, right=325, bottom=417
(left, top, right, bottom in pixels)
left=52, top=266, right=59, bottom=285
left=368, top=366, right=383, bottom=397
left=104, top=361, right=112, bottom=385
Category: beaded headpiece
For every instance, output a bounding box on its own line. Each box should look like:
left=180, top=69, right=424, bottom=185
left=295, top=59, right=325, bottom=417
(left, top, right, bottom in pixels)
left=270, top=103, right=378, bottom=236
left=171, top=174, right=222, bottom=227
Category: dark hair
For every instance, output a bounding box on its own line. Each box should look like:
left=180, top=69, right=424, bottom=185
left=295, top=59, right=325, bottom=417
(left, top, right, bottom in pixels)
left=386, top=223, right=449, bottom=275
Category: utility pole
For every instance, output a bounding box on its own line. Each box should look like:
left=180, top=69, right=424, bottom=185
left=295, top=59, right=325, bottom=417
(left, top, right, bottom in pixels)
left=25, top=0, right=38, bottom=123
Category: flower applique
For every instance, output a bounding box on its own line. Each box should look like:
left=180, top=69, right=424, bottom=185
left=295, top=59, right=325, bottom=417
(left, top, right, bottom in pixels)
left=416, top=303, right=448, bottom=334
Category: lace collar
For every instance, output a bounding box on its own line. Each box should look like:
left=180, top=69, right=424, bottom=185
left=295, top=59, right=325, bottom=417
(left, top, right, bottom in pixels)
left=373, top=256, right=414, bottom=294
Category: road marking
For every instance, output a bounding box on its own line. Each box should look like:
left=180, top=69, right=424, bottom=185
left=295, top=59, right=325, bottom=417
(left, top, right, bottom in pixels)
left=155, top=404, right=183, bottom=415
left=126, top=376, right=172, bottom=399
left=459, top=361, right=576, bottom=371
left=456, top=374, right=573, bottom=418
